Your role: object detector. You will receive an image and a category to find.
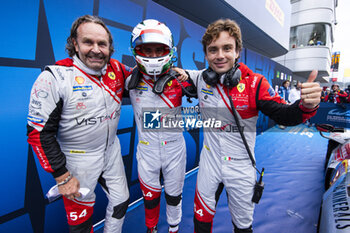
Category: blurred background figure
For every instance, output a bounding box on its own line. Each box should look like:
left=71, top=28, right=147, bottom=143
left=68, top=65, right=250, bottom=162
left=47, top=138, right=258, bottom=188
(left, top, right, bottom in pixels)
left=345, top=85, right=350, bottom=103
left=278, top=80, right=291, bottom=103
left=320, top=86, right=329, bottom=102
left=289, top=80, right=301, bottom=104
left=324, top=84, right=347, bottom=104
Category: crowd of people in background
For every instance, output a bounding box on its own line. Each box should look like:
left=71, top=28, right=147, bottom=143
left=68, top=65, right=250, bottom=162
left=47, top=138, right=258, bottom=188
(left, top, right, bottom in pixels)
left=321, top=84, right=350, bottom=104
left=278, top=80, right=302, bottom=104
left=279, top=81, right=350, bottom=104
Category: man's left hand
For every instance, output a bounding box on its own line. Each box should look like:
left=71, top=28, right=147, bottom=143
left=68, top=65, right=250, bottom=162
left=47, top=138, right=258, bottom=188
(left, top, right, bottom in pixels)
left=300, top=70, right=322, bottom=109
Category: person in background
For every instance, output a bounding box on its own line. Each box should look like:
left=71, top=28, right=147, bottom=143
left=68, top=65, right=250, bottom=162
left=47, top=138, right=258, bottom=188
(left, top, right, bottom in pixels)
left=344, top=85, right=350, bottom=103
left=289, top=80, right=301, bottom=104
left=320, top=86, right=329, bottom=102
left=325, top=84, right=347, bottom=104
left=27, top=15, right=132, bottom=233
left=126, top=19, right=193, bottom=233
left=278, top=80, right=291, bottom=103
left=185, top=18, right=322, bottom=233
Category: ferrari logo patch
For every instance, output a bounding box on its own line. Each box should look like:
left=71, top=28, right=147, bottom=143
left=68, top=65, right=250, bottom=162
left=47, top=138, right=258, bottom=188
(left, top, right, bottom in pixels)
left=108, top=72, right=116, bottom=80
left=237, top=83, right=245, bottom=93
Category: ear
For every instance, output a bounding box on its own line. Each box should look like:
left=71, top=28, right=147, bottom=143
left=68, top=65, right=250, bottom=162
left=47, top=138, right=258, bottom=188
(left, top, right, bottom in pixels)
left=72, top=38, right=78, bottom=52
left=235, top=50, right=240, bottom=60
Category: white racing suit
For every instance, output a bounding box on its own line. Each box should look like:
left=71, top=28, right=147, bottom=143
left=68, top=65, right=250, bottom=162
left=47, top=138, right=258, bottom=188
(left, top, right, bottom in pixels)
left=126, top=73, right=190, bottom=230
left=27, top=56, right=132, bottom=233
left=187, top=63, right=318, bottom=233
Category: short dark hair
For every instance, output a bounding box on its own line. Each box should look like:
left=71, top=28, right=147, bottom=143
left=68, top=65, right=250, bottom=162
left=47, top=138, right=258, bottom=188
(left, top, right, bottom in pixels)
left=66, top=15, right=114, bottom=57
left=202, top=19, right=242, bottom=55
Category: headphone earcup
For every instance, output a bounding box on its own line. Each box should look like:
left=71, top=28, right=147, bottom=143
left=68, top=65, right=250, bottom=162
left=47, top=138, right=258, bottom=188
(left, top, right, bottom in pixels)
left=203, top=68, right=219, bottom=86
left=223, top=64, right=241, bottom=88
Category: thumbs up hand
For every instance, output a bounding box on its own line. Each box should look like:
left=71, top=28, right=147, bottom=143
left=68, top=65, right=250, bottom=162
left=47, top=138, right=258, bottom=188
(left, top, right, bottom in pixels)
left=300, top=70, right=322, bottom=109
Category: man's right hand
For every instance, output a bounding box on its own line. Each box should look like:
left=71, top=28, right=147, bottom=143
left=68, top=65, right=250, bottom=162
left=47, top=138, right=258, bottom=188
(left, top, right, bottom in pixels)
left=172, top=67, right=188, bottom=82
left=55, top=172, right=81, bottom=200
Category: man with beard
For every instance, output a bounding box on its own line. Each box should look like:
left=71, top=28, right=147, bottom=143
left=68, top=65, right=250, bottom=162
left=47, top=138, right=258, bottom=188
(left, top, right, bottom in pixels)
left=27, top=15, right=132, bottom=233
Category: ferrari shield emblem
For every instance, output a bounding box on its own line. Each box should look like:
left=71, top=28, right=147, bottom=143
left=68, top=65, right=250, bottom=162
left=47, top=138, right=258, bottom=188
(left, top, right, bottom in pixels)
left=237, top=83, right=245, bottom=93
left=108, top=72, right=116, bottom=80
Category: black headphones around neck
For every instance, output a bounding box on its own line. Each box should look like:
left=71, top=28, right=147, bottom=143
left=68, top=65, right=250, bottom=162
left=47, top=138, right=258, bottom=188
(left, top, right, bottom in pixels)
left=202, top=62, right=241, bottom=88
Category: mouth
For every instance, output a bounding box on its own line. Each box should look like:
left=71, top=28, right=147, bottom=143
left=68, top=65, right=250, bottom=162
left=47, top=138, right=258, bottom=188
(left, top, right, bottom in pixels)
left=214, top=62, right=227, bottom=68
left=87, top=53, right=105, bottom=63
left=88, top=57, right=104, bottom=63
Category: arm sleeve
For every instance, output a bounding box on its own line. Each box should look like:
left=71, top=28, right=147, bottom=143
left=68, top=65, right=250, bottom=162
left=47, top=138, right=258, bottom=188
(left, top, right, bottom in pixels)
left=27, top=69, right=67, bottom=178
left=256, top=76, right=317, bottom=126
left=338, top=90, right=348, bottom=98
left=186, top=69, right=203, bottom=88
left=324, top=94, right=329, bottom=102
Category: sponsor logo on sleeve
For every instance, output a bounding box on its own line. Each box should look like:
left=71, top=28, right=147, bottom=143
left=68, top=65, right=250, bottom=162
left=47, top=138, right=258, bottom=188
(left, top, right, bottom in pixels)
left=268, top=86, right=276, bottom=97
left=27, top=115, right=44, bottom=123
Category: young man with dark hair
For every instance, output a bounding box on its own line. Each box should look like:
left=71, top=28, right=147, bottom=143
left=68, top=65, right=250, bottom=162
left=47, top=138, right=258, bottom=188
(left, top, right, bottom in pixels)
left=186, top=18, right=322, bottom=233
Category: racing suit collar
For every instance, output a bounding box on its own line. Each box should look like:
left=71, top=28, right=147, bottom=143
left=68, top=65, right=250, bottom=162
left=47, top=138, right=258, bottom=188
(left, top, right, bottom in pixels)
left=143, top=74, right=157, bottom=82
left=73, top=55, right=107, bottom=76
left=238, top=62, right=252, bottom=78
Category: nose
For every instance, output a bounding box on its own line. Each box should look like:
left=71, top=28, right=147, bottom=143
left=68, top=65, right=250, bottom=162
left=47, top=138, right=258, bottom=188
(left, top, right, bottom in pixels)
left=216, top=49, right=224, bottom=59
left=149, top=50, right=158, bottom=58
left=91, top=43, right=100, bottom=53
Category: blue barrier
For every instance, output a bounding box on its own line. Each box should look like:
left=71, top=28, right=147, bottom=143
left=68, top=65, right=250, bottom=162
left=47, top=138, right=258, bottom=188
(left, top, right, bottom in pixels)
left=310, top=102, right=350, bottom=128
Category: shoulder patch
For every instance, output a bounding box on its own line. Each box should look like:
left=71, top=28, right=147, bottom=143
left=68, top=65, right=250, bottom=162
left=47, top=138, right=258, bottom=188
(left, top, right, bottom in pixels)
left=268, top=86, right=276, bottom=97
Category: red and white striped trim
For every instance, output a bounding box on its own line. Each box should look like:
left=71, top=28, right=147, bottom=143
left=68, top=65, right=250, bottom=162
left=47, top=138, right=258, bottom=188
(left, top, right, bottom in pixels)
left=139, top=176, right=162, bottom=192
left=195, top=188, right=215, bottom=216
left=73, top=65, right=121, bottom=104
left=143, top=78, right=174, bottom=109
left=216, top=85, right=233, bottom=115
left=72, top=198, right=95, bottom=207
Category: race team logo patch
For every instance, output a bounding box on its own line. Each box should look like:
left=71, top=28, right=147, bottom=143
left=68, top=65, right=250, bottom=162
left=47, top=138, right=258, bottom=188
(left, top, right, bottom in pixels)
left=73, top=86, right=93, bottom=92
left=75, top=76, right=85, bottom=84
left=108, top=72, right=116, bottom=80
left=237, top=83, right=245, bottom=93
left=201, top=88, right=213, bottom=96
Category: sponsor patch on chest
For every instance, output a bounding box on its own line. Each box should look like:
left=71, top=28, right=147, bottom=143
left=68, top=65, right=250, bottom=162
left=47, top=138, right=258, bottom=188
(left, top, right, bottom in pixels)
left=73, top=85, right=93, bottom=92
left=201, top=88, right=213, bottom=96
left=136, top=86, right=148, bottom=91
